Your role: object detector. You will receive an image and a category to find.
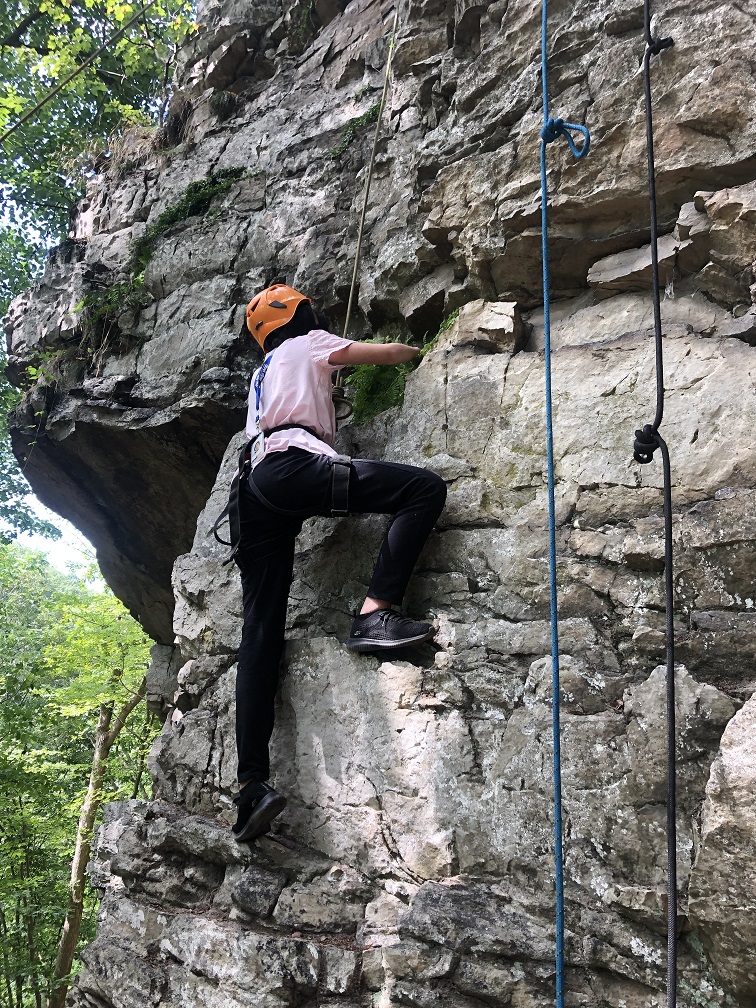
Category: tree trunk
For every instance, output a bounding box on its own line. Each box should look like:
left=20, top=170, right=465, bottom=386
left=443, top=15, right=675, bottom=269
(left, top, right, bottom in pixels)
left=47, top=677, right=145, bottom=1008
left=22, top=892, right=42, bottom=1008
left=22, top=842, right=43, bottom=1008
left=0, top=907, right=17, bottom=1008
left=14, top=898, right=22, bottom=1008
left=130, top=713, right=154, bottom=800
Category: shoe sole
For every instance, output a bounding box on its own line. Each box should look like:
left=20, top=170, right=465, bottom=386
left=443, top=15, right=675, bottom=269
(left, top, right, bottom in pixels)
left=232, top=792, right=287, bottom=843
left=346, top=628, right=436, bottom=653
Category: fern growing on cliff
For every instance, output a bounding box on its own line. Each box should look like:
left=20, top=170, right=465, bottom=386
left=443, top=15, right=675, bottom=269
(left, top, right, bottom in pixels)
left=329, top=103, right=382, bottom=159
left=345, top=315, right=455, bottom=424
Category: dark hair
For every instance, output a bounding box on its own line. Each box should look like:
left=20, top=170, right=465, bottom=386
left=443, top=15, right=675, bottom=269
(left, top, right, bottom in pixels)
left=262, top=301, right=331, bottom=353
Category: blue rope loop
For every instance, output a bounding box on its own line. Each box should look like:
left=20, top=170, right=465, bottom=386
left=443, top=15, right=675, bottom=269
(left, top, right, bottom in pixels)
left=540, top=117, right=591, bottom=159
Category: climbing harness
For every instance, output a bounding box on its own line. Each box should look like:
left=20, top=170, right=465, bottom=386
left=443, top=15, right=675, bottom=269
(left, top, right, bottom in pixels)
left=212, top=343, right=352, bottom=562
left=245, top=451, right=351, bottom=518
left=632, top=3, right=677, bottom=1006
left=538, top=1, right=590, bottom=1005
left=331, top=5, right=401, bottom=421
left=211, top=434, right=352, bottom=565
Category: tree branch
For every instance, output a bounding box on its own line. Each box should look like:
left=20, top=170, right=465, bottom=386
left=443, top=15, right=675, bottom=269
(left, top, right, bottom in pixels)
left=105, top=675, right=146, bottom=749
left=0, top=8, right=45, bottom=49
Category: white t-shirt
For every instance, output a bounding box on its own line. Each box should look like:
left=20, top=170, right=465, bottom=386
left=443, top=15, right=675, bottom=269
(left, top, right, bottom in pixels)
left=245, top=330, right=352, bottom=465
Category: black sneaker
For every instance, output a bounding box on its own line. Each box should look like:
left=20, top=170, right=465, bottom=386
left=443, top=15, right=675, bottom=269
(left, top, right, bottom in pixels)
left=347, top=609, right=435, bottom=653
left=232, top=783, right=287, bottom=843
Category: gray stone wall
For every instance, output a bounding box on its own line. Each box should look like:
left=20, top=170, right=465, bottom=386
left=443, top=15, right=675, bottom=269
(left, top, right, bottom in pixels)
left=3, top=0, right=756, bottom=1004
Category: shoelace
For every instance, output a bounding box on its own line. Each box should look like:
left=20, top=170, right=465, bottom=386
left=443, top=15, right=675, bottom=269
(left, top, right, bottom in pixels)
left=376, top=610, right=423, bottom=631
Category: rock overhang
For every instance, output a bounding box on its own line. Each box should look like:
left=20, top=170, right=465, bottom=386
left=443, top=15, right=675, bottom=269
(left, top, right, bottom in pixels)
left=3, top=0, right=756, bottom=1002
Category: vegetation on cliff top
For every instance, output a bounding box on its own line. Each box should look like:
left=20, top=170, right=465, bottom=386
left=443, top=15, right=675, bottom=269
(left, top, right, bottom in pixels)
left=1, top=0, right=194, bottom=242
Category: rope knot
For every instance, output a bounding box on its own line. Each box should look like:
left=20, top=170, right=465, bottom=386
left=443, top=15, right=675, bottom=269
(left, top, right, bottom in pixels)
left=633, top=424, right=660, bottom=464
left=540, top=116, right=564, bottom=143
left=540, top=117, right=591, bottom=160
left=647, top=35, right=674, bottom=56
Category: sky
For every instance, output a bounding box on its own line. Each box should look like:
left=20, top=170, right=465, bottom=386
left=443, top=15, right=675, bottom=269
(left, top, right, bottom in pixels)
left=18, top=496, right=97, bottom=573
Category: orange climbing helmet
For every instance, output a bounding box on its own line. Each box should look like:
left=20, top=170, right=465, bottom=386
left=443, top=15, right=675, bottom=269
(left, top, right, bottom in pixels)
left=245, top=282, right=312, bottom=350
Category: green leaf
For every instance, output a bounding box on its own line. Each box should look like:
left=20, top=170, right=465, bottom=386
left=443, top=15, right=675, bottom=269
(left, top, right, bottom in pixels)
left=0, top=541, right=158, bottom=998
left=0, top=0, right=195, bottom=240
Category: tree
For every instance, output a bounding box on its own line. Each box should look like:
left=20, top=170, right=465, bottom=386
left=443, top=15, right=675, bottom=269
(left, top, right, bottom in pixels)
left=1, top=0, right=194, bottom=240
left=42, top=566, right=151, bottom=1008
left=0, top=543, right=156, bottom=1008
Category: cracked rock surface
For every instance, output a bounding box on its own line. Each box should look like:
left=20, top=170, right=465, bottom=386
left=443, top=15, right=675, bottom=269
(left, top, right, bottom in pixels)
left=6, top=0, right=756, bottom=638
left=75, top=302, right=756, bottom=1008
left=3, top=0, right=756, bottom=1004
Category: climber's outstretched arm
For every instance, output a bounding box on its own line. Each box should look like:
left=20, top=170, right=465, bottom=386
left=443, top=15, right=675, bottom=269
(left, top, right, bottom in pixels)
left=329, top=342, right=420, bottom=366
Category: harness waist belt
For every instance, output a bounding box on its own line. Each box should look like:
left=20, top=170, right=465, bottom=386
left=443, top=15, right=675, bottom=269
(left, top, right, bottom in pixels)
left=263, top=423, right=319, bottom=439
left=211, top=439, right=352, bottom=566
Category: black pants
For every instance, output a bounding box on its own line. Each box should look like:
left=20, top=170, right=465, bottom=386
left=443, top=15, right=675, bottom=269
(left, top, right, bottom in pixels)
left=235, top=448, right=447, bottom=784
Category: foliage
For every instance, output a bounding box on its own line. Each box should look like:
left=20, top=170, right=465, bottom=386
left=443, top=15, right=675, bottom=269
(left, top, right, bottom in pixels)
left=329, top=103, right=381, bottom=159
left=0, top=542, right=156, bottom=1007
left=75, top=275, right=151, bottom=374
left=435, top=307, right=459, bottom=338
left=0, top=375, right=61, bottom=545
left=0, top=0, right=195, bottom=242
left=62, top=123, right=158, bottom=183
left=346, top=354, right=416, bottom=424
left=208, top=90, right=238, bottom=122
left=0, top=230, right=44, bottom=315
left=80, top=276, right=150, bottom=324
left=345, top=322, right=449, bottom=424
left=128, top=166, right=246, bottom=274
left=353, top=83, right=375, bottom=102
left=288, top=0, right=316, bottom=56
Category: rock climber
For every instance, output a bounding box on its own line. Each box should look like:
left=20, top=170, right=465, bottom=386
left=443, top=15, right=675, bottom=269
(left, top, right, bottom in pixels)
left=231, top=281, right=447, bottom=842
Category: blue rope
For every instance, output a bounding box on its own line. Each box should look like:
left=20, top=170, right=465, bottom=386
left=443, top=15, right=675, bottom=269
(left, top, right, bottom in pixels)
left=539, top=1, right=590, bottom=1004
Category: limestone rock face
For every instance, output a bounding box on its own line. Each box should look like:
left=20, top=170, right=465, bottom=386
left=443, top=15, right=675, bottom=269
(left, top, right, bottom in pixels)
left=73, top=301, right=756, bottom=1008
left=6, top=0, right=756, bottom=638
left=688, top=694, right=756, bottom=1003
left=3, top=0, right=756, bottom=1004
